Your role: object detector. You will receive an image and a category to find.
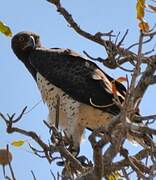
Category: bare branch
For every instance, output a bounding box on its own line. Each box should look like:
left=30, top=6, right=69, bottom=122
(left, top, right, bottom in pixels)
left=149, top=75, right=156, bottom=85
left=89, top=132, right=103, bottom=179
left=47, top=0, right=156, bottom=70
left=31, top=170, right=37, bottom=180
left=117, top=29, right=129, bottom=47
left=7, top=145, right=16, bottom=180
left=133, top=56, right=156, bottom=104
left=0, top=109, right=87, bottom=173
left=47, top=0, right=147, bottom=67
left=135, top=114, right=156, bottom=121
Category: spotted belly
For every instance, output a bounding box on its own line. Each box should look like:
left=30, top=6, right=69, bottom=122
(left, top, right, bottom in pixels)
left=37, top=73, right=75, bottom=128
left=36, top=72, right=113, bottom=149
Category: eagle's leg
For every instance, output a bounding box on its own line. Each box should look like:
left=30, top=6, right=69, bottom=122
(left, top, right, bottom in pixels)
left=63, top=99, right=84, bottom=156
left=47, top=97, right=84, bottom=156
left=64, top=121, right=84, bottom=156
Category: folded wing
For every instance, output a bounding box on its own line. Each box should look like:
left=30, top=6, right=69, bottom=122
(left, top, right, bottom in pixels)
left=29, top=48, right=126, bottom=115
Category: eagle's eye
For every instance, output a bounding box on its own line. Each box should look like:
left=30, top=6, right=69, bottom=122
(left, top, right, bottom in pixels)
left=18, top=36, right=25, bottom=42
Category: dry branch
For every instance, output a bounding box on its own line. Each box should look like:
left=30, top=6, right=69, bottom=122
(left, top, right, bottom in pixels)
left=47, top=0, right=155, bottom=68
left=0, top=108, right=87, bottom=174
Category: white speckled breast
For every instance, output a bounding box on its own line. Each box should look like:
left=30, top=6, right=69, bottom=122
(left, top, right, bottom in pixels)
left=36, top=72, right=113, bottom=149
left=36, top=73, right=80, bottom=129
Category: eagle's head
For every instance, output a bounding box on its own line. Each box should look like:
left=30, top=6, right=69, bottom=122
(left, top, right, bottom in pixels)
left=11, top=31, right=41, bottom=80
left=11, top=31, right=41, bottom=61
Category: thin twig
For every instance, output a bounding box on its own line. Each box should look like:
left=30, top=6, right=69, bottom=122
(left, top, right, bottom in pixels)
left=12, top=106, right=27, bottom=123
left=31, top=170, right=37, bottom=180
left=117, top=29, right=128, bottom=47
left=50, top=170, right=57, bottom=180
left=7, top=145, right=16, bottom=180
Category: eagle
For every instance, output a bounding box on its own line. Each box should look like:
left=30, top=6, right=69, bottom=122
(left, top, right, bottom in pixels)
left=11, top=31, right=150, bottom=155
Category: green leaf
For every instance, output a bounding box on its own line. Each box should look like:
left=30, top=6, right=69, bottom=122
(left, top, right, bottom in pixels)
left=11, top=140, right=25, bottom=147
left=0, top=21, right=12, bottom=37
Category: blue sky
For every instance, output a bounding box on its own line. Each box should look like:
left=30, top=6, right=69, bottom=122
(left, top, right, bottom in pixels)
left=0, top=0, right=155, bottom=179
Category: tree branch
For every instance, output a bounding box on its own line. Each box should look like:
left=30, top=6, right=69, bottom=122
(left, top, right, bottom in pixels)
left=0, top=109, right=87, bottom=173
left=47, top=0, right=155, bottom=69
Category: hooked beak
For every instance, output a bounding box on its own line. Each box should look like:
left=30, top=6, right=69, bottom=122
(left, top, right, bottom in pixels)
left=23, top=36, right=35, bottom=50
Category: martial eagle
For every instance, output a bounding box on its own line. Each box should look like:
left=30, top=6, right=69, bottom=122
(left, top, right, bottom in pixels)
left=11, top=31, right=149, bottom=154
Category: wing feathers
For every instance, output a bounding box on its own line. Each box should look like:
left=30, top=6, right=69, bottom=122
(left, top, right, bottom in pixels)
left=30, top=48, right=126, bottom=115
left=92, top=68, right=125, bottom=100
